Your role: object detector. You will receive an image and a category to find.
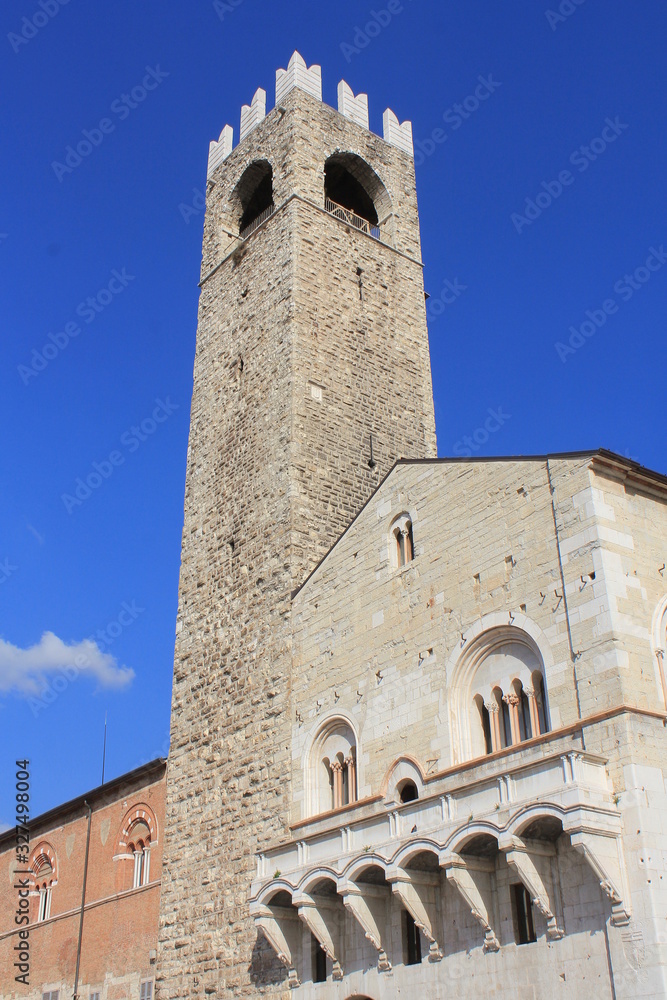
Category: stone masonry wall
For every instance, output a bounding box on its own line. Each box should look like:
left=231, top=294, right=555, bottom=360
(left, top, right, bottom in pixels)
left=291, top=457, right=667, bottom=809
left=158, top=85, right=436, bottom=998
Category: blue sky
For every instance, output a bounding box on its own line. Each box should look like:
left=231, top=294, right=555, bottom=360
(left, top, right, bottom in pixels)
left=1, top=0, right=665, bottom=825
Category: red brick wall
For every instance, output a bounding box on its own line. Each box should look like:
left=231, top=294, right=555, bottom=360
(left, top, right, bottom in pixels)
left=0, top=762, right=165, bottom=1000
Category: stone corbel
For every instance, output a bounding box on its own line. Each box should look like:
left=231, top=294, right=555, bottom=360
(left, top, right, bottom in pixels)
left=338, top=881, right=392, bottom=971
left=250, top=901, right=301, bottom=988
left=294, top=891, right=344, bottom=980
left=441, top=853, right=500, bottom=952
left=499, top=835, right=564, bottom=939
left=386, top=866, right=443, bottom=961
left=568, top=830, right=631, bottom=926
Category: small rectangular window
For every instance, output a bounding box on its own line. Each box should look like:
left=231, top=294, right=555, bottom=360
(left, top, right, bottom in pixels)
left=403, top=909, right=422, bottom=965
left=311, top=933, right=327, bottom=983
left=140, top=981, right=153, bottom=1000
left=512, top=883, right=537, bottom=944
left=90, top=993, right=100, bottom=1000
left=43, top=992, right=59, bottom=1000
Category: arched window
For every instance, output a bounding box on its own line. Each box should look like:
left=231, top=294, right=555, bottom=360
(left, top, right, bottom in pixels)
left=128, top=820, right=151, bottom=888
left=115, top=804, right=158, bottom=893
left=651, top=597, right=667, bottom=707
left=389, top=513, right=414, bottom=569
left=532, top=671, right=548, bottom=737
left=517, top=680, right=532, bottom=741
left=29, top=843, right=57, bottom=922
left=475, top=695, right=493, bottom=754
left=234, top=160, right=274, bottom=238
left=492, top=686, right=510, bottom=749
left=454, top=630, right=551, bottom=761
left=325, top=156, right=378, bottom=226
left=309, top=718, right=358, bottom=815
left=323, top=152, right=392, bottom=241
left=381, top=757, right=424, bottom=805
left=398, top=780, right=418, bottom=803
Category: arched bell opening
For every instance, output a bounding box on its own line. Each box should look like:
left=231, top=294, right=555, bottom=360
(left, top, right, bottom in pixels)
left=323, top=153, right=392, bottom=241
left=233, top=159, right=274, bottom=237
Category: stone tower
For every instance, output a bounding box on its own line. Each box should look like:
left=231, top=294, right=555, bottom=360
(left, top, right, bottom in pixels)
left=158, top=53, right=437, bottom=997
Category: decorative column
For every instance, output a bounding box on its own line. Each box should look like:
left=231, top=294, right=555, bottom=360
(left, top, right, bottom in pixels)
left=402, top=527, right=413, bottom=562
left=345, top=756, right=357, bottom=803
left=503, top=693, right=521, bottom=745
left=133, top=849, right=142, bottom=888
left=655, top=650, right=667, bottom=710
left=524, top=686, right=541, bottom=738
left=331, top=762, right=343, bottom=809
left=485, top=700, right=501, bottom=752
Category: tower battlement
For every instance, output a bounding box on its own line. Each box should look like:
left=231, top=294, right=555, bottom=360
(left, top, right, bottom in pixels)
left=207, top=50, right=413, bottom=179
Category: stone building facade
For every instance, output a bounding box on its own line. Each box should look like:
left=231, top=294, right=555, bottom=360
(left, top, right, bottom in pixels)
left=157, top=51, right=667, bottom=1000
left=0, top=759, right=166, bottom=1000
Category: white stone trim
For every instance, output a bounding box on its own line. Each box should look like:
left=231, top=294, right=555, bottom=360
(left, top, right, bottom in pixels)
left=207, top=124, right=233, bottom=179
left=383, top=108, right=413, bottom=156
left=337, top=81, right=369, bottom=129
left=276, top=51, right=322, bottom=105
left=240, top=88, right=266, bottom=141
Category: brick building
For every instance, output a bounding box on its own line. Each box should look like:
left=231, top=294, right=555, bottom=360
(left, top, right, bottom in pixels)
left=157, top=51, right=667, bottom=1000
left=0, top=759, right=166, bottom=1000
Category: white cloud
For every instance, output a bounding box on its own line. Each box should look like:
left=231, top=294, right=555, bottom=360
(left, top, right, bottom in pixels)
left=0, top=632, right=135, bottom=698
